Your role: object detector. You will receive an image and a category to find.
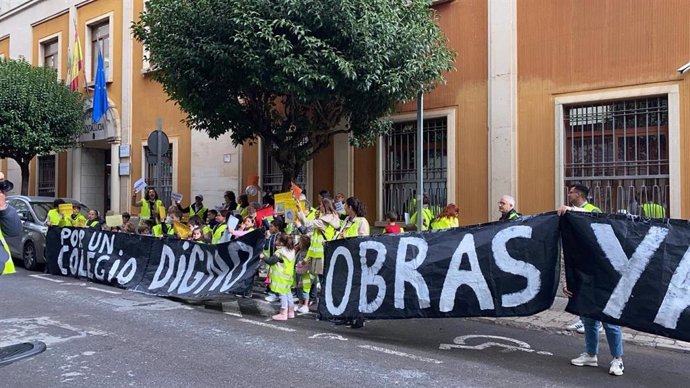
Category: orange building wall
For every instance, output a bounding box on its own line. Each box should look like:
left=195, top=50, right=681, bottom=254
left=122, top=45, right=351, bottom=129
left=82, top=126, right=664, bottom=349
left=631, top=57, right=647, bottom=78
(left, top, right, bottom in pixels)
left=31, top=12, right=68, bottom=79
left=129, top=0, right=192, bottom=213
left=517, top=0, right=690, bottom=216
left=386, top=0, right=489, bottom=225
left=0, top=35, right=10, bottom=57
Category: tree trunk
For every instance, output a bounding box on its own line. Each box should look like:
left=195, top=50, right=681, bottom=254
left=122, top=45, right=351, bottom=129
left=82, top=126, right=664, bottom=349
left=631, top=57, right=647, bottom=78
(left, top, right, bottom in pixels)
left=19, top=158, right=31, bottom=196
left=281, top=168, right=295, bottom=193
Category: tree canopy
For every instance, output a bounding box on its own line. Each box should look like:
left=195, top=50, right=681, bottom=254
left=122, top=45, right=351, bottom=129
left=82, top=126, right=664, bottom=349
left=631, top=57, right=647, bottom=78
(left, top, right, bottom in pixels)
left=0, top=58, right=85, bottom=194
left=133, top=0, right=455, bottom=190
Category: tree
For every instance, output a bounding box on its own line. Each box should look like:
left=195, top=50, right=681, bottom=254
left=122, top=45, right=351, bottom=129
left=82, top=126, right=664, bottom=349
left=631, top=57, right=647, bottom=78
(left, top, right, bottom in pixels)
left=0, top=58, right=85, bottom=194
left=133, top=0, right=455, bottom=191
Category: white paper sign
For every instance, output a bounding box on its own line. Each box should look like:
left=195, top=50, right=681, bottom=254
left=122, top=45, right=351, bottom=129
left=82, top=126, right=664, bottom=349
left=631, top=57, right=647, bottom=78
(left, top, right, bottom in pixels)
left=171, top=192, right=183, bottom=203
left=227, top=216, right=239, bottom=231
left=133, top=178, right=147, bottom=194
left=404, top=212, right=410, bottom=225
left=335, top=201, right=344, bottom=212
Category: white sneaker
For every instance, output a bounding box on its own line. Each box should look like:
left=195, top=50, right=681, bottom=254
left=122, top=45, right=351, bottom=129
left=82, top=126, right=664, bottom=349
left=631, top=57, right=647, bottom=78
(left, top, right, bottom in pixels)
left=566, top=318, right=583, bottom=331
left=296, top=305, right=310, bottom=314
left=264, top=294, right=278, bottom=302
left=576, top=325, right=605, bottom=334
left=609, top=357, right=624, bottom=376
left=571, top=353, right=598, bottom=367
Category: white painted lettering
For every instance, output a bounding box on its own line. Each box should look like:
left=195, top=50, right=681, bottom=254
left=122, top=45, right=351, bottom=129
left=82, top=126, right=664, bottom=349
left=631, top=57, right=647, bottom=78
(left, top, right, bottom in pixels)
left=326, top=246, right=354, bottom=315
left=358, top=241, right=387, bottom=314
left=395, top=237, right=431, bottom=310
left=492, top=226, right=541, bottom=307
left=440, top=233, right=494, bottom=312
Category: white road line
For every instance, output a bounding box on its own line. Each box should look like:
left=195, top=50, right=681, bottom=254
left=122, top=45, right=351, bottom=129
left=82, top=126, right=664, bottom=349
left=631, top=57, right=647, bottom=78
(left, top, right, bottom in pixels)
left=86, top=287, right=121, bottom=295
left=237, top=319, right=296, bottom=332
left=29, top=274, right=65, bottom=283
left=224, top=312, right=242, bottom=318
left=358, top=345, right=443, bottom=364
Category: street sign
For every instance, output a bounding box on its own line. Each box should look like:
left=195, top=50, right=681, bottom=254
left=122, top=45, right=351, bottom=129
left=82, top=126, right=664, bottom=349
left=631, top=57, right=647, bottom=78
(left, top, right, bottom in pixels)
left=147, top=130, right=169, bottom=156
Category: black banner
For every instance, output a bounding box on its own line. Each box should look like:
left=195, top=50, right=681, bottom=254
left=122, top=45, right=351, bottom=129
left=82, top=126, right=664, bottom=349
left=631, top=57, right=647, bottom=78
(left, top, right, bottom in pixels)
left=561, top=212, right=690, bottom=342
left=318, top=213, right=561, bottom=320
left=45, top=227, right=264, bottom=298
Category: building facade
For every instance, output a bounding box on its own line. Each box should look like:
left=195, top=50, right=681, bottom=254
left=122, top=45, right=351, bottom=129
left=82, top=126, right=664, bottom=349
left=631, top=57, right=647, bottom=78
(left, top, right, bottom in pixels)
left=3, top=0, right=690, bottom=225
left=0, top=0, right=242, bottom=216
left=243, top=0, right=690, bottom=226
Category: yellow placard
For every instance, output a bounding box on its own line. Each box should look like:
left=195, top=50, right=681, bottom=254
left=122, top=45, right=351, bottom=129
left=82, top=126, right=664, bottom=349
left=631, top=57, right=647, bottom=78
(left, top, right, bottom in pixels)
left=158, top=206, right=167, bottom=222
left=106, top=215, right=123, bottom=227
left=274, top=191, right=298, bottom=220
left=58, top=204, right=73, bottom=216
left=173, top=221, right=191, bottom=239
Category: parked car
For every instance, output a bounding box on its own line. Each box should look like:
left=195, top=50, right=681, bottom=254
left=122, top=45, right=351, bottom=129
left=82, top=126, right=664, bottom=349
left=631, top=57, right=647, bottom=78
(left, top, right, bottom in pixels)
left=5, top=196, right=89, bottom=271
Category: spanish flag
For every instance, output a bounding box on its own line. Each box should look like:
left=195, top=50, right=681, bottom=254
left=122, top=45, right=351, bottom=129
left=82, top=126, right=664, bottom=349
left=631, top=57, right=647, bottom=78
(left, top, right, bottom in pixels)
left=66, top=20, right=83, bottom=92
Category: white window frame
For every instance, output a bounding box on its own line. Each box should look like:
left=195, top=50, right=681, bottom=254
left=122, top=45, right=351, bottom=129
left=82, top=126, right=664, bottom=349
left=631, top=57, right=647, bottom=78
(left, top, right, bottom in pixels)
left=38, top=32, right=62, bottom=80
left=85, top=12, right=114, bottom=83
left=376, top=107, right=457, bottom=221
left=141, top=0, right=153, bottom=73
left=554, top=84, right=681, bottom=218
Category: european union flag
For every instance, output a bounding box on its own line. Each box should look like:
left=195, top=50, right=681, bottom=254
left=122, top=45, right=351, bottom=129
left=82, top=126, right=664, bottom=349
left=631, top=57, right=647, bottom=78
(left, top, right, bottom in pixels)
left=92, top=49, right=108, bottom=123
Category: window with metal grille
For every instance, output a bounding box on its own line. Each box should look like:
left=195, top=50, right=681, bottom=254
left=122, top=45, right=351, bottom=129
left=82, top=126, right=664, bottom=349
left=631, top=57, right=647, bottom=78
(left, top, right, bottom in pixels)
left=382, top=117, right=448, bottom=218
left=261, top=144, right=307, bottom=198
left=563, top=96, right=669, bottom=216
left=37, top=155, right=56, bottom=197
left=144, top=145, right=173, bottom=208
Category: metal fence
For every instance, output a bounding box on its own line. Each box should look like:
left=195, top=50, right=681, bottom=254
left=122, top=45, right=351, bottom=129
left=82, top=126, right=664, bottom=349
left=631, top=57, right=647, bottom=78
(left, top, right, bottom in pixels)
left=37, top=155, right=56, bottom=197
left=564, top=96, right=669, bottom=216
left=144, top=145, right=173, bottom=208
left=382, top=117, right=448, bottom=217
left=261, top=147, right=307, bottom=198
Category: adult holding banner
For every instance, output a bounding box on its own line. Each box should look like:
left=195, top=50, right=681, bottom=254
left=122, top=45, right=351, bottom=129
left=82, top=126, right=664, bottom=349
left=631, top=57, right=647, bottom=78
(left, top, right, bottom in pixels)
left=338, top=196, right=370, bottom=328
left=296, top=197, right=341, bottom=309
left=47, top=199, right=72, bottom=227
left=132, top=188, right=164, bottom=225
left=558, top=184, right=625, bottom=376
left=0, top=172, right=22, bottom=275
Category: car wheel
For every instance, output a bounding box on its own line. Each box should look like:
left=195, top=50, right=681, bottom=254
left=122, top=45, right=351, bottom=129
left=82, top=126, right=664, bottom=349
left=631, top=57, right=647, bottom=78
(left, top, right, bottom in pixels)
left=23, top=241, right=38, bottom=271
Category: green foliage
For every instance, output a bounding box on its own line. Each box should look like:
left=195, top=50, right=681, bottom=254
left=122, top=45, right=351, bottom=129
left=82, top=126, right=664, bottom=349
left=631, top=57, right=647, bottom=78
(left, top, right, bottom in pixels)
left=0, top=58, right=86, bottom=193
left=133, top=0, right=455, bottom=188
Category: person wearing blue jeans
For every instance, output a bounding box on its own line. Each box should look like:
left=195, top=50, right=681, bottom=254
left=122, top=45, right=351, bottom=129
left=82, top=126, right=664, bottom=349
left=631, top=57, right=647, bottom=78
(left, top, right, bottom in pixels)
left=558, top=184, right=625, bottom=376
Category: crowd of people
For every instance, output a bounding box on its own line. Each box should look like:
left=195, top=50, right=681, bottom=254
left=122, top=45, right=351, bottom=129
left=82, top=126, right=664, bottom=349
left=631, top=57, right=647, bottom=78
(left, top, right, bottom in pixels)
left=41, top=181, right=625, bottom=376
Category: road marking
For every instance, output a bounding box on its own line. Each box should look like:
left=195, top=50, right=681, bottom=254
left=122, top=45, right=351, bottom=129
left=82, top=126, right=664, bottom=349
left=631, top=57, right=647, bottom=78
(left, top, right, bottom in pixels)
left=29, top=274, right=65, bottom=283
left=224, top=312, right=242, bottom=317
left=86, top=287, right=121, bottom=295
left=358, top=345, right=443, bottom=364
left=439, top=334, right=553, bottom=356
left=237, top=319, right=296, bottom=332
left=309, top=333, right=348, bottom=341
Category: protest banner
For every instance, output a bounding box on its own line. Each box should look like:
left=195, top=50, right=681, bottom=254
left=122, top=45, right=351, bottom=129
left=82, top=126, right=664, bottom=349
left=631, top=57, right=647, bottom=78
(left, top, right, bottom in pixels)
left=319, top=213, right=561, bottom=320
left=45, top=228, right=264, bottom=298
left=560, top=212, right=690, bottom=342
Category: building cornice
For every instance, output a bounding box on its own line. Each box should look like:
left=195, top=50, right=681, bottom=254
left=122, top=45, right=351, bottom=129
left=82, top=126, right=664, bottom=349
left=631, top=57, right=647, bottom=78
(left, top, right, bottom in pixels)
left=30, top=8, right=69, bottom=27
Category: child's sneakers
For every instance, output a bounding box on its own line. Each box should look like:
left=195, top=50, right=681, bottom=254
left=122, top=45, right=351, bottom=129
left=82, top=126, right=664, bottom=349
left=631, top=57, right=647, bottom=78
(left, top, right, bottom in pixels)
left=265, top=294, right=279, bottom=302
left=296, top=305, right=310, bottom=314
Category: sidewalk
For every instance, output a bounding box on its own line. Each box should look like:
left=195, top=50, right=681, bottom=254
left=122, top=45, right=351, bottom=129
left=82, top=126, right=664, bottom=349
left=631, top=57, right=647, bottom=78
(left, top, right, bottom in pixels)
left=193, top=289, right=690, bottom=354
left=474, top=296, right=690, bottom=354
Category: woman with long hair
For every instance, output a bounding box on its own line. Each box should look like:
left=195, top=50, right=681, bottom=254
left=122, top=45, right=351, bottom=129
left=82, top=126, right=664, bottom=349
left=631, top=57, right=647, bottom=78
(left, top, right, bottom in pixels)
left=431, top=203, right=460, bottom=230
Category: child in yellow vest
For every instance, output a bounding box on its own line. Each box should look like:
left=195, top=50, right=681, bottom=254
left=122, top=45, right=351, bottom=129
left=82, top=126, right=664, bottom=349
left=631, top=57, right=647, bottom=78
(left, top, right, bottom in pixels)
left=264, top=233, right=296, bottom=321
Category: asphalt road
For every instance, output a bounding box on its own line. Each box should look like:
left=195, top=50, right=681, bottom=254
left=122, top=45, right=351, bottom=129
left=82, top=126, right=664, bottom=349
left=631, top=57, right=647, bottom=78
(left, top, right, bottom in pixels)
left=1, top=268, right=686, bottom=387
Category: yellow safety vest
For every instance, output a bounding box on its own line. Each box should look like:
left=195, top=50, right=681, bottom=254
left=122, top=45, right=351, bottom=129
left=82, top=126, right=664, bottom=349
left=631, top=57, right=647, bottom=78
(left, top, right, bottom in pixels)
left=641, top=202, right=665, bottom=218
left=139, top=199, right=164, bottom=221
left=1, top=227, right=16, bottom=275
left=71, top=213, right=88, bottom=227
left=343, top=217, right=369, bottom=238
left=212, top=224, right=228, bottom=244
left=48, top=208, right=72, bottom=227
left=269, top=250, right=295, bottom=294
left=190, top=205, right=208, bottom=219
left=430, top=217, right=458, bottom=230
left=153, top=223, right=176, bottom=237
left=410, top=208, right=434, bottom=231
left=306, top=224, right=337, bottom=261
